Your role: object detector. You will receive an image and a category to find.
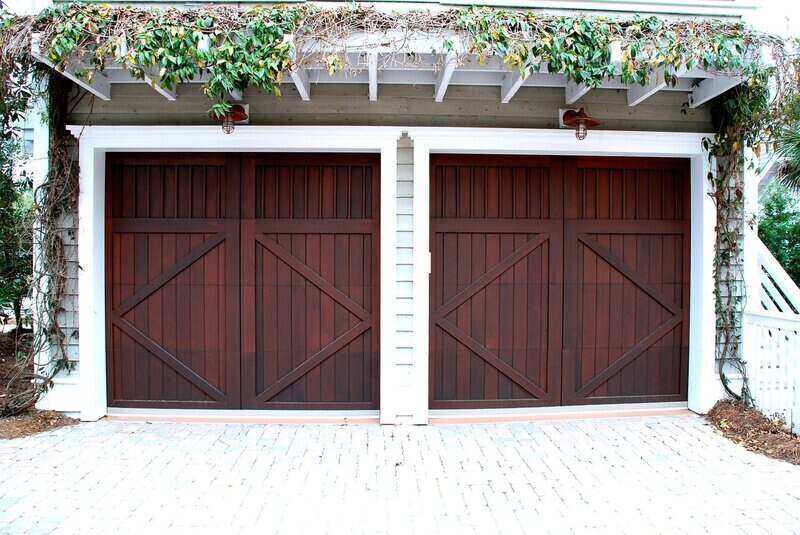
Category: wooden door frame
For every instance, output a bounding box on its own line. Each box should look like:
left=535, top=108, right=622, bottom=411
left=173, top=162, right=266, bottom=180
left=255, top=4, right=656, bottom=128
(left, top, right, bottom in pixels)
left=410, top=127, right=717, bottom=422
left=69, top=126, right=398, bottom=421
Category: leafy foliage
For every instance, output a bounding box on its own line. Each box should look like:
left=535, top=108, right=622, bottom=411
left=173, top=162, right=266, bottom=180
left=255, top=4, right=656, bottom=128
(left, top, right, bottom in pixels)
left=457, top=7, right=760, bottom=89
left=0, top=137, right=32, bottom=328
left=23, top=3, right=785, bottom=116
left=759, top=182, right=800, bottom=285
left=39, top=3, right=303, bottom=117
left=775, top=119, right=800, bottom=192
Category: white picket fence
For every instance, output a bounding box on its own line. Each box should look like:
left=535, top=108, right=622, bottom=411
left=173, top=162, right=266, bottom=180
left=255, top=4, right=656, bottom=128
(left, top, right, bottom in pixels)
left=743, top=236, right=800, bottom=433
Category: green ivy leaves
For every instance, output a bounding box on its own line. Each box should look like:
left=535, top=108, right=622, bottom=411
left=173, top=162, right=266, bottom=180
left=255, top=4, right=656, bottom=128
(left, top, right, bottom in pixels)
left=27, top=2, right=777, bottom=125
left=456, top=6, right=759, bottom=92
left=38, top=3, right=303, bottom=117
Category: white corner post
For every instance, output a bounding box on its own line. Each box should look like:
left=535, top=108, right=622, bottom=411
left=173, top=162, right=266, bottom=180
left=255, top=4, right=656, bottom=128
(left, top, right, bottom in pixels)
left=377, top=138, right=399, bottom=424
left=687, top=150, right=724, bottom=414
left=77, top=140, right=108, bottom=421
left=410, top=135, right=431, bottom=424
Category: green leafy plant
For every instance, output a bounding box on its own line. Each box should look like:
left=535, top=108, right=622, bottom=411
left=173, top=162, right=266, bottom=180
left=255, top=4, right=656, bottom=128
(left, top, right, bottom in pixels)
left=759, top=181, right=800, bottom=285
left=0, top=136, right=32, bottom=330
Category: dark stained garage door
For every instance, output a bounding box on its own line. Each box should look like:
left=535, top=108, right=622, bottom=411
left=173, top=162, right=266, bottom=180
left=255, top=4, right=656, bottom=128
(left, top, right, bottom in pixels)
left=430, top=155, right=690, bottom=408
left=106, top=153, right=380, bottom=409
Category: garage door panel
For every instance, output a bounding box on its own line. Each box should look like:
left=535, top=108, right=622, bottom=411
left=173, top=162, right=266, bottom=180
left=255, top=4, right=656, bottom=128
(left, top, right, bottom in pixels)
left=250, top=235, right=368, bottom=404
left=431, top=155, right=564, bottom=408
left=563, top=222, right=690, bottom=404
left=241, top=155, right=380, bottom=409
left=567, top=159, right=689, bottom=222
left=107, top=154, right=241, bottom=409
left=108, top=228, right=239, bottom=407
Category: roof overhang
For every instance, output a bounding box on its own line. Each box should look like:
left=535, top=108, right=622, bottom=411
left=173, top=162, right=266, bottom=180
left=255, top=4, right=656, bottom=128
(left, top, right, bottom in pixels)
left=31, top=31, right=751, bottom=109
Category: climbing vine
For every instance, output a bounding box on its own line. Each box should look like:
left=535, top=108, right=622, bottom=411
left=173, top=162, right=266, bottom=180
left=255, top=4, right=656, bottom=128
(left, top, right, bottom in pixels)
left=0, top=13, right=76, bottom=415
left=0, top=2, right=797, bottom=412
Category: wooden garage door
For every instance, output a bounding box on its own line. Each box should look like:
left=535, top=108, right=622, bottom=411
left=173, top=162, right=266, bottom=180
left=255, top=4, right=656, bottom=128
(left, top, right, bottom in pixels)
left=106, top=154, right=241, bottom=408
left=430, top=155, right=689, bottom=408
left=106, top=153, right=379, bottom=409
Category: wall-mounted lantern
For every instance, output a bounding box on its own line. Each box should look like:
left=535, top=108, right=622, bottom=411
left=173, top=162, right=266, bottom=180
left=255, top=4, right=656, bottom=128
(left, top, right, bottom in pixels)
left=214, top=104, right=249, bottom=134
left=559, top=108, right=601, bottom=140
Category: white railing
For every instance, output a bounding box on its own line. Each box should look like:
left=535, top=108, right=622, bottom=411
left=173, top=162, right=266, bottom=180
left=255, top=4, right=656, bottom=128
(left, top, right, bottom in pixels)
left=743, top=234, right=800, bottom=433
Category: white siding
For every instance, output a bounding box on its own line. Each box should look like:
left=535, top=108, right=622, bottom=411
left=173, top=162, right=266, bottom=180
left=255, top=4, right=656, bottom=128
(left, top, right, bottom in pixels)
left=395, top=135, right=415, bottom=364
left=55, top=213, right=80, bottom=363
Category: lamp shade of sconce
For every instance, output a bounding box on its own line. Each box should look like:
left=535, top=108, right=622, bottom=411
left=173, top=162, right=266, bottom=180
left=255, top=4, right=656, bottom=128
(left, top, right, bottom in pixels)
left=561, top=108, right=601, bottom=140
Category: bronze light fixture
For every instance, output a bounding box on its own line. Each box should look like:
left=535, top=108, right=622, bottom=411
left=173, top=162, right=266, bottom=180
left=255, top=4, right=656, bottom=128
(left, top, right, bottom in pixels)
left=561, top=108, right=601, bottom=140
left=215, top=104, right=249, bottom=134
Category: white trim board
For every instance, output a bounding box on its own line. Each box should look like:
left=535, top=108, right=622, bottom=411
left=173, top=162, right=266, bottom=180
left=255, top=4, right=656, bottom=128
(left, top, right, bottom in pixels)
left=107, top=408, right=380, bottom=424
left=66, top=125, right=720, bottom=424
left=429, top=401, right=690, bottom=423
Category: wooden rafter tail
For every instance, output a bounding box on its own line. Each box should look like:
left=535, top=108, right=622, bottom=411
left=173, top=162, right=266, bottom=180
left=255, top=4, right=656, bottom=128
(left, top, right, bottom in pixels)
left=564, top=42, right=622, bottom=105
left=368, top=52, right=378, bottom=102
left=144, top=73, right=177, bottom=101
left=689, top=75, right=744, bottom=108
left=628, top=66, right=689, bottom=107
left=434, top=51, right=458, bottom=102
left=565, top=80, right=591, bottom=105
left=501, top=70, right=526, bottom=104
left=285, top=34, right=310, bottom=101
left=30, top=33, right=112, bottom=101
left=685, top=44, right=767, bottom=109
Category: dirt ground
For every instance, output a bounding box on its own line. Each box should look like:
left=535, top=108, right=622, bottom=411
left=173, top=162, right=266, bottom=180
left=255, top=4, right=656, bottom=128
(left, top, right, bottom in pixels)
left=707, top=400, right=800, bottom=465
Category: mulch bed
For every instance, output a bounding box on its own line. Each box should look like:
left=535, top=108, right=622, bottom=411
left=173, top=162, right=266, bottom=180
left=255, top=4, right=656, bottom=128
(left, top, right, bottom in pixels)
left=0, top=330, right=79, bottom=440
left=0, top=410, right=78, bottom=440
left=707, top=400, right=800, bottom=465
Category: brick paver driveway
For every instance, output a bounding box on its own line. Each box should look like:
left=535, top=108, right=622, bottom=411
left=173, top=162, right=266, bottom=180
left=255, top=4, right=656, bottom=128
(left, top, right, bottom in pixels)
left=2, top=413, right=800, bottom=534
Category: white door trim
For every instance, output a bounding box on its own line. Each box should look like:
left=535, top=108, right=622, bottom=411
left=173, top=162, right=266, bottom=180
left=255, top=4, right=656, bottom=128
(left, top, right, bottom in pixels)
left=69, top=125, right=719, bottom=423
left=68, top=125, right=400, bottom=421
left=408, top=127, right=718, bottom=423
